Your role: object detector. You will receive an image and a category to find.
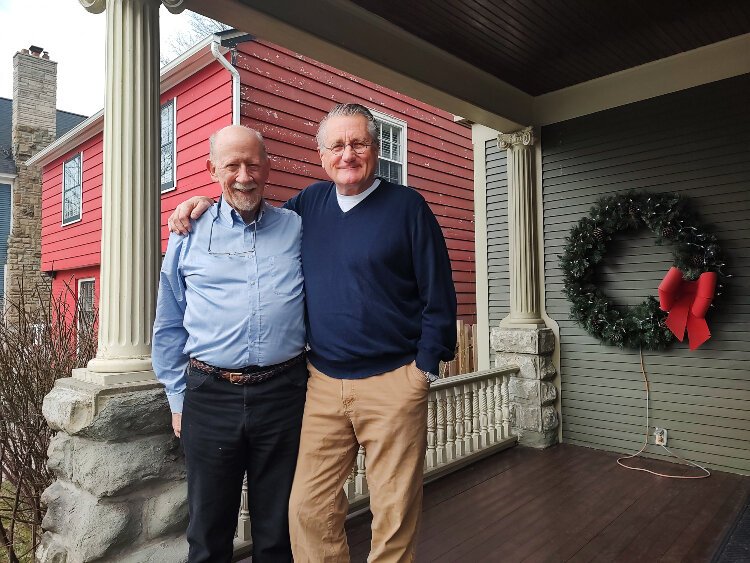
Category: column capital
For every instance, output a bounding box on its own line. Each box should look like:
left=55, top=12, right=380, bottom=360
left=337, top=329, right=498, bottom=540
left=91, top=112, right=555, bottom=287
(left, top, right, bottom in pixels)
left=79, top=0, right=106, bottom=13
left=80, top=0, right=186, bottom=14
left=162, top=0, right=186, bottom=14
left=497, top=126, right=535, bottom=150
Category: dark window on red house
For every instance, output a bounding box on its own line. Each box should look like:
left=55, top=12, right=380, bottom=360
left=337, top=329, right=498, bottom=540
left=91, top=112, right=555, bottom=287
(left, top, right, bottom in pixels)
left=160, top=99, right=176, bottom=193
left=62, top=153, right=82, bottom=226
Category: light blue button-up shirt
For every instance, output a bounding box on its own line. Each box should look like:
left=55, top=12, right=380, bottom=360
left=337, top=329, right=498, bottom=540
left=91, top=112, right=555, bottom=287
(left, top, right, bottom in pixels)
left=152, top=198, right=305, bottom=413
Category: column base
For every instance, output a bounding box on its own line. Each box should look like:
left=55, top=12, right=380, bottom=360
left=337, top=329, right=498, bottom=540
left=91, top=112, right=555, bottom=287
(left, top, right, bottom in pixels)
left=499, top=314, right=547, bottom=329
left=88, top=356, right=154, bottom=374
left=75, top=366, right=157, bottom=386
left=491, top=326, right=559, bottom=449
left=39, top=376, right=187, bottom=562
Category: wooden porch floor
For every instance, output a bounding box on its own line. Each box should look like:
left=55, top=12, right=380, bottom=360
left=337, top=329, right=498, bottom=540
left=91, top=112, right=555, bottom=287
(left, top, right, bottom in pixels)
left=345, top=443, right=750, bottom=562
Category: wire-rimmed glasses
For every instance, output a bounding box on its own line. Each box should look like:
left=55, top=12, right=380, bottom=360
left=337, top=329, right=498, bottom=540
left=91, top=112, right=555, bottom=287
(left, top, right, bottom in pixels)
left=322, top=141, right=373, bottom=156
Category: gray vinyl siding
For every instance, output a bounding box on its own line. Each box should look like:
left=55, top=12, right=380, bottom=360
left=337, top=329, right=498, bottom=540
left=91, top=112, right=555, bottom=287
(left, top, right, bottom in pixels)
left=486, top=138, right=509, bottom=367
left=0, top=183, right=10, bottom=303
left=542, top=73, right=750, bottom=475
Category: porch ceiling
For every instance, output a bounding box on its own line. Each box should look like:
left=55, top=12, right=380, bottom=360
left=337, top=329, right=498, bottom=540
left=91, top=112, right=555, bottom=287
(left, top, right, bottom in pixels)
left=350, top=0, right=750, bottom=96
left=185, top=0, right=750, bottom=129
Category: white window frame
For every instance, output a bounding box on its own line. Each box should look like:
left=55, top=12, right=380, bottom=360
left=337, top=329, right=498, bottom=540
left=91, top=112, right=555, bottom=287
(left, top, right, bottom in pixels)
left=61, top=151, right=83, bottom=226
left=160, top=97, right=177, bottom=194
left=76, top=277, right=96, bottom=348
left=370, top=108, right=408, bottom=185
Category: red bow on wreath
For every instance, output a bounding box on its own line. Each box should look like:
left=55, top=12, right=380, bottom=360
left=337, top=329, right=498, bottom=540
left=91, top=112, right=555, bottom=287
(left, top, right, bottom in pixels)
left=658, top=267, right=717, bottom=350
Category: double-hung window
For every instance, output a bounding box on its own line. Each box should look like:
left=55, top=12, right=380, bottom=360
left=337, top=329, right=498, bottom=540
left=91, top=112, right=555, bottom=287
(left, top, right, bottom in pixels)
left=62, top=153, right=82, bottom=226
left=160, top=98, right=176, bottom=193
left=371, top=109, right=407, bottom=185
left=77, top=278, right=96, bottom=348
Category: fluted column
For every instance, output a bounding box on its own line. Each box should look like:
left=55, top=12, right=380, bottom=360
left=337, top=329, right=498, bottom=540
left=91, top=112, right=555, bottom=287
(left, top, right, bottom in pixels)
left=79, top=0, right=184, bottom=380
left=498, top=127, right=545, bottom=327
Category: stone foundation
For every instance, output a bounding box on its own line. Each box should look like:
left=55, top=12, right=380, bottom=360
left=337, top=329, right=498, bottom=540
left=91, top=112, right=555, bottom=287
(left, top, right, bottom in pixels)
left=38, top=377, right=188, bottom=562
left=491, top=327, right=559, bottom=448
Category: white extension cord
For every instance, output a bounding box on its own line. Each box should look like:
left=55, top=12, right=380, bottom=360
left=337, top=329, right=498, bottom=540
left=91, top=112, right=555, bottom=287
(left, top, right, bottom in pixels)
left=616, top=349, right=711, bottom=479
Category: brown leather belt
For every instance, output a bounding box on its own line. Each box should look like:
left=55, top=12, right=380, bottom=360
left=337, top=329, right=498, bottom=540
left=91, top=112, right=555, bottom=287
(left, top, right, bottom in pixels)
left=188, top=352, right=305, bottom=385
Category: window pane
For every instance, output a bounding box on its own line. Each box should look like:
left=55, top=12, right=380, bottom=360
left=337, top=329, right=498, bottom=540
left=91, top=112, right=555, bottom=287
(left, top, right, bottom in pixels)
left=160, top=100, right=175, bottom=191
left=378, top=160, right=402, bottom=184
left=63, top=154, right=82, bottom=224
left=161, top=145, right=173, bottom=186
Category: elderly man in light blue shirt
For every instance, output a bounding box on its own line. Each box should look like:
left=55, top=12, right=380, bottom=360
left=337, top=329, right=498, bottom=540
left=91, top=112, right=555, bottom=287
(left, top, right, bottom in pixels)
left=152, top=125, right=306, bottom=563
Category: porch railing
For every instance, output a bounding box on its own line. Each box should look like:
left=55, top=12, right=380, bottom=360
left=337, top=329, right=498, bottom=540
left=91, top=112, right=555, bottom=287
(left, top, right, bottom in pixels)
left=234, top=365, right=518, bottom=548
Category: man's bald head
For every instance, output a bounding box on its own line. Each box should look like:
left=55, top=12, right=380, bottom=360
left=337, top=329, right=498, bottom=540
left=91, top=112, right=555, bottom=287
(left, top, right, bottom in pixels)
left=209, top=125, right=268, bottom=162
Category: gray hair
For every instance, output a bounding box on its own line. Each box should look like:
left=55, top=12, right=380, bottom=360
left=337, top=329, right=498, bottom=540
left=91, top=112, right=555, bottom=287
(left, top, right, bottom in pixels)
left=209, top=125, right=267, bottom=161
left=316, top=103, right=379, bottom=150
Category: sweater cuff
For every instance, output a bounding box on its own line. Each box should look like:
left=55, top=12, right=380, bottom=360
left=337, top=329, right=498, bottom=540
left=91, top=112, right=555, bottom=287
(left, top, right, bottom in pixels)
left=415, top=349, right=440, bottom=377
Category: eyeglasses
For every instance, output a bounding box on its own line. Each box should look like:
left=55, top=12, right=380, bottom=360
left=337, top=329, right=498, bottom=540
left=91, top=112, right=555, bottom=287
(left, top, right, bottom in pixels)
left=208, top=199, right=257, bottom=257
left=323, top=141, right=373, bottom=156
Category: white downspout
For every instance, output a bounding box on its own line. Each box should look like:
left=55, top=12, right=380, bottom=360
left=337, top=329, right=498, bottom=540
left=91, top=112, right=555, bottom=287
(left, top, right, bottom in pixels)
left=211, top=38, right=240, bottom=125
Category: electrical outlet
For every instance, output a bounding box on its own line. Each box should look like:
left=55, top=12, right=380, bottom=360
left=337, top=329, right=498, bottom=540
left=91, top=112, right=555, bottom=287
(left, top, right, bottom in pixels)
left=654, top=428, right=668, bottom=447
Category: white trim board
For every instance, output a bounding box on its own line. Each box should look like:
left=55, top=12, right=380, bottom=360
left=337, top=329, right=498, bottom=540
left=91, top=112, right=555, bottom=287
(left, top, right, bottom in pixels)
left=533, top=33, right=750, bottom=126
left=471, top=123, right=498, bottom=371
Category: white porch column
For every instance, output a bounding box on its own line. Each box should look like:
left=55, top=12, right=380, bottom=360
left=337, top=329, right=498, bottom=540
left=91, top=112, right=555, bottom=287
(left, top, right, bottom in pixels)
left=498, top=127, right=545, bottom=328
left=78, top=0, right=184, bottom=382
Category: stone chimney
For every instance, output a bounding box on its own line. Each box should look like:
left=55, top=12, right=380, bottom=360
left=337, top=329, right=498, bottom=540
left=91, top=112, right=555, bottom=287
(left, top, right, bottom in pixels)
left=6, top=45, right=58, bottom=315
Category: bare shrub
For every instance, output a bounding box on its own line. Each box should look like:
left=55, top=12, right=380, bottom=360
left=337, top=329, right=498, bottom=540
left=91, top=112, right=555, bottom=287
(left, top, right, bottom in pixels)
left=0, top=281, right=97, bottom=562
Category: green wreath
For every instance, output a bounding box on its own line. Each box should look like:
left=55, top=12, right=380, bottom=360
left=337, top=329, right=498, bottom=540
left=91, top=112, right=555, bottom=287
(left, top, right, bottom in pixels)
left=559, top=191, right=726, bottom=350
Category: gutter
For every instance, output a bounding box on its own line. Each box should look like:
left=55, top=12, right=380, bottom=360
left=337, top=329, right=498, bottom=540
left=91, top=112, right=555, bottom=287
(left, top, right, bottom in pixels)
left=211, top=37, right=240, bottom=125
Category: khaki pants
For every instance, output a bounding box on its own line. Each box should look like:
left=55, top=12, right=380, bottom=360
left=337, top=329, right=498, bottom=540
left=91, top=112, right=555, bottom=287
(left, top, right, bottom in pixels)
left=289, top=361, right=429, bottom=563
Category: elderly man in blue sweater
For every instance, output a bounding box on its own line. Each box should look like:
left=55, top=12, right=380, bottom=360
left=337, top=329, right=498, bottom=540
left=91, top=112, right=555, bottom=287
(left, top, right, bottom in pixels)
left=169, top=103, right=457, bottom=562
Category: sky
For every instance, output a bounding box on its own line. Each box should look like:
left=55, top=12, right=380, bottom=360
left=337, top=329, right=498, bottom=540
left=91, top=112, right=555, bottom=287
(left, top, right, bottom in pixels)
left=0, top=0, right=197, bottom=116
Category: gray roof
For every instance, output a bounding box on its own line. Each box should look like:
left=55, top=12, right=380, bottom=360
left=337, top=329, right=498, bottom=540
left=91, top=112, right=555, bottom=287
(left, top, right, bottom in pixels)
left=0, top=97, right=87, bottom=177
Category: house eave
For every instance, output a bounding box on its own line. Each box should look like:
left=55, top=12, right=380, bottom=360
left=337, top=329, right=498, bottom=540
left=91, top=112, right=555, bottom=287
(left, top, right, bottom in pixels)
left=26, top=36, right=225, bottom=168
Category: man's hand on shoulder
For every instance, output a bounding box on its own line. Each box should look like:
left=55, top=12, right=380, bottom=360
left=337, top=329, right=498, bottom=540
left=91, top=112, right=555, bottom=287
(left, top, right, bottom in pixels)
left=168, top=196, right=215, bottom=235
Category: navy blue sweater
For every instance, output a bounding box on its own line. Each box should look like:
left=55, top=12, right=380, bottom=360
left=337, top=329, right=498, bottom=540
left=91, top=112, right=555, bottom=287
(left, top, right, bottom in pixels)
left=285, top=179, right=457, bottom=378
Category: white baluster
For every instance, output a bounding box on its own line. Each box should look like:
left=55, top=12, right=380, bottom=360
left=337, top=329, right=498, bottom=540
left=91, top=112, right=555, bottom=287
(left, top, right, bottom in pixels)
left=501, top=373, right=511, bottom=438
left=464, top=384, right=474, bottom=453
left=494, top=375, right=504, bottom=441
left=472, top=381, right=481, bottom=450
left=344, top=461, right=357, bottom=501
left=436, top=390, right=447, bottom=465
left=479, top=379, right=490, bottom=447
left=236, top=474, right=251, bottom=542
left=486, top=377, right=496, bottom=444
left=454, top=387, right=465, bottom=457
left=445, top=387, right=456, bottom=462
left=426, top=392, right=437, bottom=469
left=355, top=446, right=368, bottom=496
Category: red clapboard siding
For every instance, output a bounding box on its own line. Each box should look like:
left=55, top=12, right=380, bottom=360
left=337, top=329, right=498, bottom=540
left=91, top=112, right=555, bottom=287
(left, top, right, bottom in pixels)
left=237, top=39, right=475, bottom=322
left=41, top=41, right=476, bottom=324
left=41, top=60, right=233, bottom=266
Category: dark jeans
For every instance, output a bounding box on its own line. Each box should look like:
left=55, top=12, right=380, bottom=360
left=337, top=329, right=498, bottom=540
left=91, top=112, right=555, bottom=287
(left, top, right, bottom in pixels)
left=181, top=361, right=308, bottom=563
